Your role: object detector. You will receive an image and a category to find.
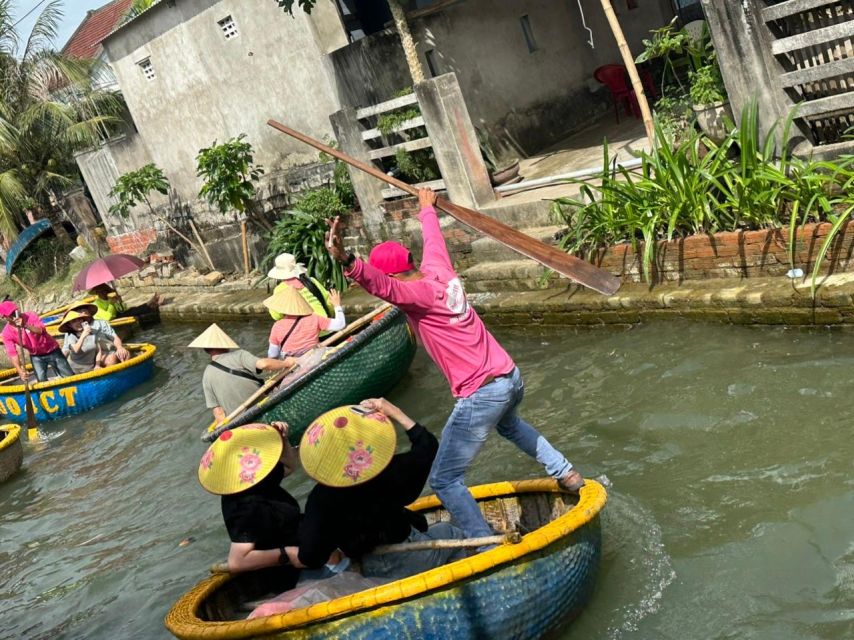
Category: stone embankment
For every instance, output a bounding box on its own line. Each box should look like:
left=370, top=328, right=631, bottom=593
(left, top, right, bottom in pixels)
left=118, top=272, right=854, bottom=328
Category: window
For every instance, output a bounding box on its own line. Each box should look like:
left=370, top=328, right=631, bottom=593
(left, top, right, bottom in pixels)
left=138, top=58, right=155, bottom=81
left=218, top=15, right=238, bottom=40
left=520, top=15, right=537, bottom=53
left=425, top=49, right=440, bottom=77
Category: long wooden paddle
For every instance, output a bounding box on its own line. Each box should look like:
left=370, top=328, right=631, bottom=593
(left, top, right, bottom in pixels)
left=201, top=303, right=393, bottom=442
left=267, top=120, right=621, bottom=296
left=15, top=322, right=39, bottom=441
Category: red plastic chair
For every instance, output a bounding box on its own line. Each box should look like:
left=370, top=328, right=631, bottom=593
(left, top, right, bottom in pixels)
left=594, top=64, right=639, bottom=123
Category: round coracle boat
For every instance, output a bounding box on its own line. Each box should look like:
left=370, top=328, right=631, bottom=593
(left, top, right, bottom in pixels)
left=205, top=305, right=416, bottom=444
left=38, top=296, right=97, bottom=325
left=0, top=344, right=156, bottom=423
left=0, top=423, right=23, bottom=483
left=165, top=478, right=607, bottom=640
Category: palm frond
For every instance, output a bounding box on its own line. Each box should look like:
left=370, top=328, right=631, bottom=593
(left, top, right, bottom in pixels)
left=22, top=0, right=63, bottom=64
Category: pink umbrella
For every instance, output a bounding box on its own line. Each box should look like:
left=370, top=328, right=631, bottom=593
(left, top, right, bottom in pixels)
left=72, top=254, right=147, bottom=292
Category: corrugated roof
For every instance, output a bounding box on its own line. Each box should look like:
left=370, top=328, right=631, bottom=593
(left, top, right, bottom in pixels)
left=61, top=0, right=136, bottom=60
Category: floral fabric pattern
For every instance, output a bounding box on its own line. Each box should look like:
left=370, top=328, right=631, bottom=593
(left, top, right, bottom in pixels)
left=200, top=449, right=214, bottom=471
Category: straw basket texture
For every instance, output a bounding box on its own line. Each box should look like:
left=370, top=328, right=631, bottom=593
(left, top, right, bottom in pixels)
left=228, top=307, right=416, bottom=443
left=164, top=479, right=607, bottom=640
left=0, top=424, right=23, bottom=482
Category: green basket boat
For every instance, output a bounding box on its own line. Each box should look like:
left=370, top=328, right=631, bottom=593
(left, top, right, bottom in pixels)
left=164, top=479, right=607, bottom=640
left=204, top=305, right=416, bottom=444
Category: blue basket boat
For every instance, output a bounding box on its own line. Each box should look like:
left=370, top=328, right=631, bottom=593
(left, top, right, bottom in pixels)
left=0, top=344, right=156, bottom=423
left=164, top=479, right=607, bottom=640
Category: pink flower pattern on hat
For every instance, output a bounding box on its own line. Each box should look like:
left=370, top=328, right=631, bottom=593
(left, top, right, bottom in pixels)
left=343, top=441, right=373, bottom=482
left=238, top=447, right=262, bottom=484
left=199, top=449, right=214, bottom=471
left=306, top=422, right=324, bottom=447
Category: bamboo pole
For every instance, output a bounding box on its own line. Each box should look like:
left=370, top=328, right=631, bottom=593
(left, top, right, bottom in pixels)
left=241, top=221, right=250, bottom=277
left=189, top=220, right=217, bottom=272
left=372, top=532, right=521, bottom=555
left=10, top=274, right=35, bottom=296
left=599, top=0, right=655, bottom=148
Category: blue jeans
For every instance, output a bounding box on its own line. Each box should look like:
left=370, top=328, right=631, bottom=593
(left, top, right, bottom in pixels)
left=429, top=367, right=573, bottom=538
left=31, top=349, right=74, bottom=382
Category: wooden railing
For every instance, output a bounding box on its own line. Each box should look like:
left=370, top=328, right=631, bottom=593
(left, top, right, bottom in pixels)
left=353, top=92, right=445, bottom=199
left=760, top=0, right=854, bottom=147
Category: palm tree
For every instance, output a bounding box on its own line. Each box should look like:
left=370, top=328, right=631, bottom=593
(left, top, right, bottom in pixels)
left=0, top=0, right=125, bottom=245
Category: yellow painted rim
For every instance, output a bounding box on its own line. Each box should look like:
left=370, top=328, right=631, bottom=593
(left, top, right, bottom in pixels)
left=0, top=424, right=20, bottom=453
left=0, top=343, right=157, bottom=394
left=45, top=316, right=137, bottom=336
left=39, top=296, right=97, bottom=319
left=164, top=478, right=607, bottom=640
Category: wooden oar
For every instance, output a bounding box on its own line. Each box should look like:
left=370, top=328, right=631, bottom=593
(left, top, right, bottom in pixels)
left=15, top=323, right=39, bottom=441
left=372, top=532, right=521, bottom=555
left=201, top=303, right=393, bottom=442
left=266, top=120, right=622, bottom=297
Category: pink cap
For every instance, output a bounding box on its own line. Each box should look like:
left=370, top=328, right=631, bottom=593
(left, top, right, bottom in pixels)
left=0, top=301, right=18, bottom=317
left=368, top=241, right=415, bottom=275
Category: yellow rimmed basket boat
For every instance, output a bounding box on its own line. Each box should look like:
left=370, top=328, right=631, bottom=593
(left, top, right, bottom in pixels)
left=165, top=478, right=607, bottom=640
left=0, top=344, right=156, bottom=423
left=0, top=424, right=23, bottom=483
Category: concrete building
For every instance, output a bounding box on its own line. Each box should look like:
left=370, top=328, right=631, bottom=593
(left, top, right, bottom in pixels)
left=76, top=0, right=680, bottom=269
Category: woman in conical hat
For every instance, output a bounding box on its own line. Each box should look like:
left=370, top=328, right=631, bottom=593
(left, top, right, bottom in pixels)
left=267, top=253, right=335, bottom=327
left=198, top=421, right=302, bottom=578
left=281, top=399, right=468, bottom=581
left=189, top=324, right=297, bottom=424
left=59, top=302, right=130, bottom=374
left=264, top=285, right=345, bottom=359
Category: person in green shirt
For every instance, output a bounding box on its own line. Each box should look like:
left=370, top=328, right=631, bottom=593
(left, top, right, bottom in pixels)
left=267, top=253, right=333, bottom=328
left=89, top=283, right=162, bottom=326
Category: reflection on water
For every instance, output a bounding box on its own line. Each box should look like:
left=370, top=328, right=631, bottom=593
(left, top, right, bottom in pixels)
left=0, top=320, right=852, bottom=639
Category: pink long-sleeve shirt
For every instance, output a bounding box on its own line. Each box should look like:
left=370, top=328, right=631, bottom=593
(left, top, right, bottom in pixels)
left=346, top=205, right=514, bottom=398
left=2, top=312, right=60, bottom=359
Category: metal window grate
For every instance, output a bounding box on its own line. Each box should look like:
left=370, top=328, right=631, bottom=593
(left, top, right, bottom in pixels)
left=138, top=58, right=155, bottom=81
left=218, top=15, right=238, bottom=40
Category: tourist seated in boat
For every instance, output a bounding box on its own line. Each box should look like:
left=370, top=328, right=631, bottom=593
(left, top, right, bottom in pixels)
left=88, top=283, right=163, bottom=325
left=282, top=399, right=468, bottom=580
left=267, top=253, right=335, bottom=335
left=263, top=286, right=345, bottom=359
left=0, top=301, right=74, bottom=382
left=188, top=324, right=298, bottom=425
left=59, top=303, right=130, bottom=375
left=198, top=422, right=301, bottom=579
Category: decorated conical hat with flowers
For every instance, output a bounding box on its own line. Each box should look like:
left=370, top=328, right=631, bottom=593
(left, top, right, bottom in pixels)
left=187, top=323, right=240, bottom=349
left=263, top=285, right=313, bottom=317
left=198, top=424, right=283, bottom=495
left=299, top=405, right=396, bottom=488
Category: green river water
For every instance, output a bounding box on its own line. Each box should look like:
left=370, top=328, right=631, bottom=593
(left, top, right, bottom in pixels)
left=0, top=320, right=852, bottom=639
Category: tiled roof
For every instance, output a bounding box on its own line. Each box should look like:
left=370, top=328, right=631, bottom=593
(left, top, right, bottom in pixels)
left=61, top=0, right=136, bottom=60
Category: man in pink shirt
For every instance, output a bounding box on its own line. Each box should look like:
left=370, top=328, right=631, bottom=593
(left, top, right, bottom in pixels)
left=326, top=189, right=584, bottom=539
left=0, top=301, right=73, bottom=382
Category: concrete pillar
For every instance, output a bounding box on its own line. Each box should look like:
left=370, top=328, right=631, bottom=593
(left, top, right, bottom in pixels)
left=700, top=0, right=791, bottom=145
left=329, top=107, right=387, bottom=242
left=414, top=73, right=495, bottom=208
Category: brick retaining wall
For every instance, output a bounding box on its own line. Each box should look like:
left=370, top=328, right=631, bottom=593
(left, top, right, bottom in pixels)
left=106, top=228, right=158, bottom=255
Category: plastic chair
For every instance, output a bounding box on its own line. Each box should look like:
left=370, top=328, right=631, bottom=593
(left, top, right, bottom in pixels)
left=594, top=64, right=638, bottom=123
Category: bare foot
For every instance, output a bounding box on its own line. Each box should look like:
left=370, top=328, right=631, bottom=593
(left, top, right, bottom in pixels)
left=557, top=469, right=585, bottom=493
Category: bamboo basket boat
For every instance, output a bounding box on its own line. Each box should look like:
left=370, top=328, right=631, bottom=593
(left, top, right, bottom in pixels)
left=0, top=424, right=23, bottom=483
left=38, top=296, right=98, bottom=325
left=165, top=478, right=607, bottom=640
left=0, top=344, right=156, bottom=423
left=206, top=306, right=416, bottom=443
left=0, top=317, right=139, bottom=370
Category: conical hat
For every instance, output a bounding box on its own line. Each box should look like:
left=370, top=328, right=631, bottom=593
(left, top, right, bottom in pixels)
left=299, top=405, right=396, bottom=488
left=58, top=307, right=96, bottom=334
left=263, top=285, right=314, bottom=317
left=198, top=424, right=283, bottom=495
left=188, top=323, right=240, bottom=349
